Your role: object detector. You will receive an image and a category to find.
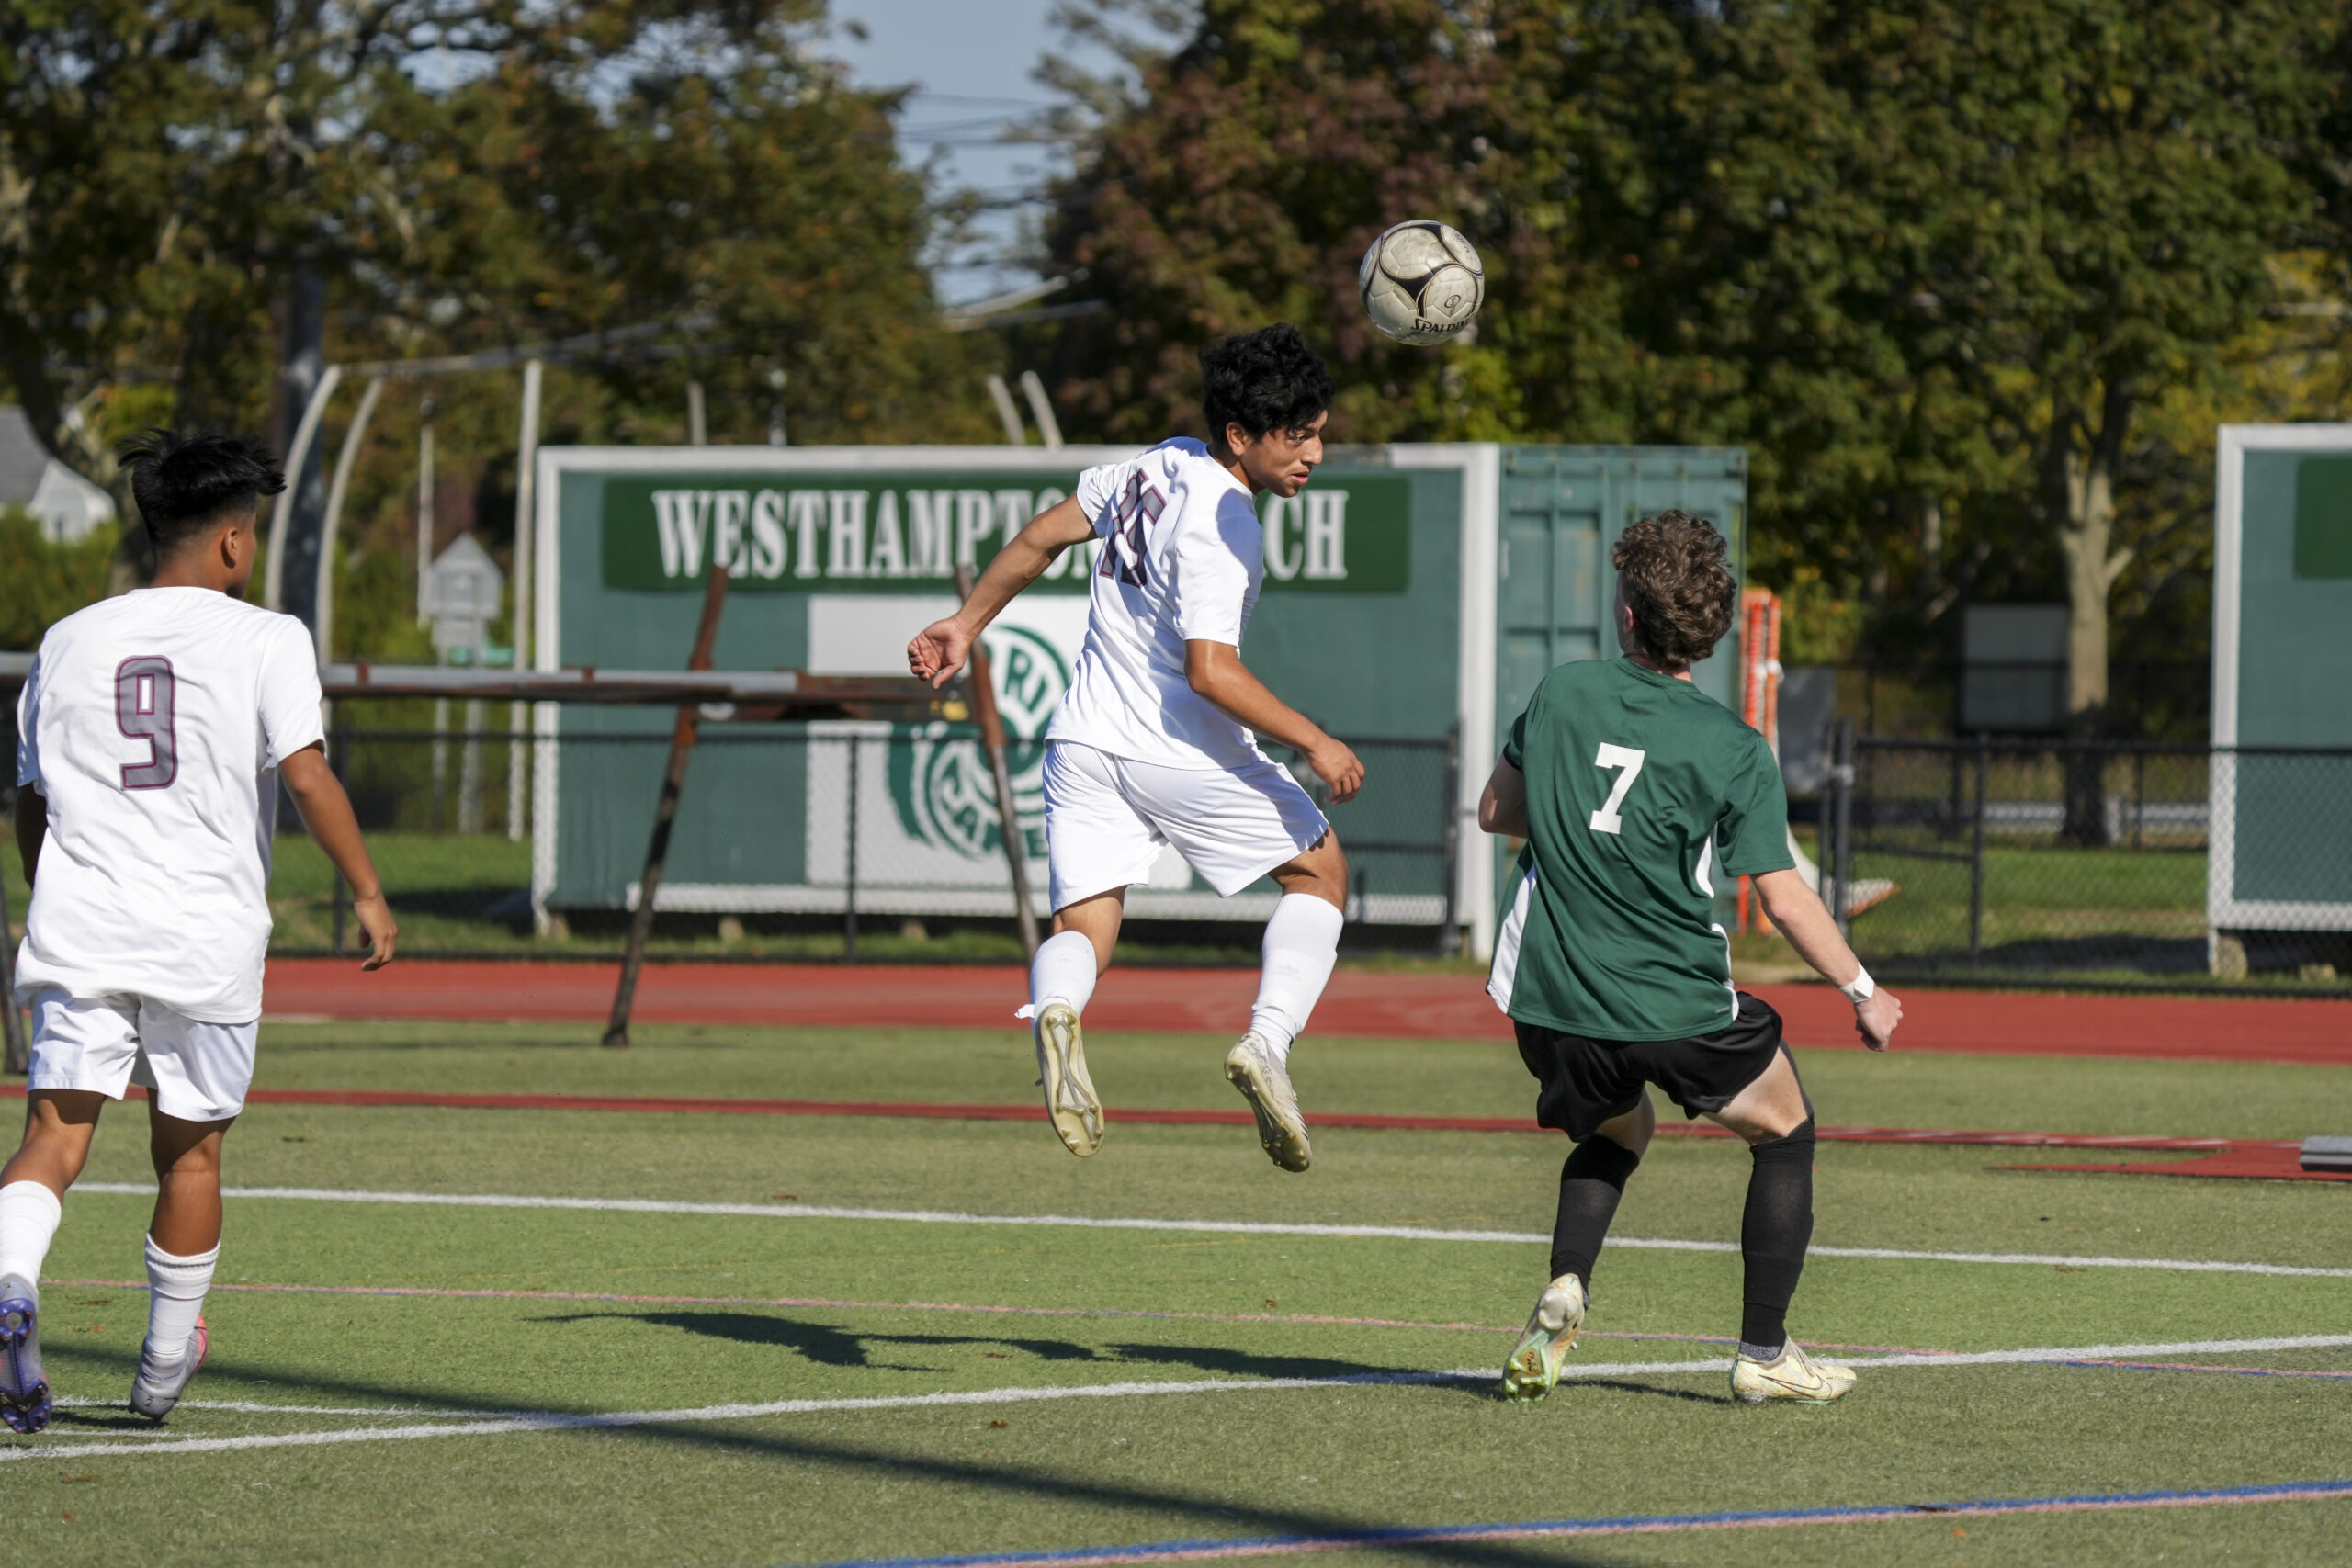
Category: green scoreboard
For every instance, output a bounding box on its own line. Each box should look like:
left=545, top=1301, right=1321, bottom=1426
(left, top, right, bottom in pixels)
left=527, top=444, right=1747, bottom=955
left=2211, top=428, right=2352, bottom=965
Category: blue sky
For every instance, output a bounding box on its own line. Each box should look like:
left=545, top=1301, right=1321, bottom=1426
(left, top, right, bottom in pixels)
left=826, top=0, right=1114, bottom=305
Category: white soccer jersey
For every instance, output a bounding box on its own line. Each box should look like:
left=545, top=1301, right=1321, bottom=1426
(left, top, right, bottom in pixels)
left=13, top=588, right=323, bottom=1023
left=1045, top=438, right=1267, bottom=770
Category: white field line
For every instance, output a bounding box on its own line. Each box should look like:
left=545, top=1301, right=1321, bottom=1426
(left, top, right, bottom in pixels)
left=51, top=1397, right=507, bottom=1418
left=9, top=1333, right=2352, bottom=1465
left=73, top=1183, right=2352, bottom=1280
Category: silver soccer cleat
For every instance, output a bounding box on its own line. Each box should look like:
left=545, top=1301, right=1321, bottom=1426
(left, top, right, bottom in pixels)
left=130, top=1317, right=209, bottom=1421
left=0, top=1273, right=49, bottom=1434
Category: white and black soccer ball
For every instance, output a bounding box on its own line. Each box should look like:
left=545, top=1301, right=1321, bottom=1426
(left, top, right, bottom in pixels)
left=1357, top=220, right=1485, bottom=344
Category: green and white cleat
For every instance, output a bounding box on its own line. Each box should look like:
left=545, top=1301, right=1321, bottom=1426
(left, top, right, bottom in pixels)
left=1224, top=1032, right=1310, bottom=1172
left=1731, top=1340, right=1856, bottom=1404
left=1501, top=1273, right=1586, bottom=1402
left=1034, top=1002, right=1103, bottom=1157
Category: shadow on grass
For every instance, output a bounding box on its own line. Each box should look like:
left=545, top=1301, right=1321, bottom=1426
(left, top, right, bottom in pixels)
left=536, top=1312, right=1470, bottom=1390
left=542, top=1311, right=1118, bottom=1371
left=21, top=1344, right=1628, bottom=1568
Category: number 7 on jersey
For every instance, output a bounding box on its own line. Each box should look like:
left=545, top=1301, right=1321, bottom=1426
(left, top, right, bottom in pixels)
left=1589, top=743, right=1646, bottom=834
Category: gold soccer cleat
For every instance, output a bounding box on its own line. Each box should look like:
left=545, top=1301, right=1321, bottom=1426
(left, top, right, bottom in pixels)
left=1224, top=1033, right=1311, bottom=1172
left=1501, top=1274, right=1586, bottom=1402
left=1034, top=1002, right=1103, bottom=1157
left=1730, top=1341, right=1857, bottom=1404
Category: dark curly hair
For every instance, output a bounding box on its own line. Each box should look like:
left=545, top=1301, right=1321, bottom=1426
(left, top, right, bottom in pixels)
left=119, top=429, right=286, bottom=556
left=1612, top=510, right=1736, bottom=667
left=1200, top=323, right=1335, bottom=443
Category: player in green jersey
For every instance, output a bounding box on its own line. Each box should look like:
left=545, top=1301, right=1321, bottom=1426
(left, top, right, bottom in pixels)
left=1477, top=510, right=1904, bottom=1405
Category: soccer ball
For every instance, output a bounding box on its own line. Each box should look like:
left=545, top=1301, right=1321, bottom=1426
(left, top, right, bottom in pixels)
left=1358, top=220, right=1485, bottom=344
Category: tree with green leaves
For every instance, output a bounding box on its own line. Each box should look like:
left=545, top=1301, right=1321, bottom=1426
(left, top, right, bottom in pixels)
left=0, top=0, right=989, bottom=637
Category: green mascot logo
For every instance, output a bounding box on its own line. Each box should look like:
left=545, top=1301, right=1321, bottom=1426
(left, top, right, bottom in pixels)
left=890, top=624, right=1068, bottom=861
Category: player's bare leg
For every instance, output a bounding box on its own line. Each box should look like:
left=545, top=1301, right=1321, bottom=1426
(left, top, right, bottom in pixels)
left=1706, top=1049, right=1853, bottom=1403
left=1025, top=891, right=1123, bottom=1156
left=132, top=1108, right=231, bottom=1418
left=1506, top=1093, right=1654, bottom=1399
left=1226, top=831, right=1347, bottom=1172
left=0, top=1090, right=107, bottom=1432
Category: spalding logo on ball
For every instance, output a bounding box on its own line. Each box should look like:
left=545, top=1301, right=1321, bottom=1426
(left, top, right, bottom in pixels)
left=1358, top=220, right=1485, bottom=344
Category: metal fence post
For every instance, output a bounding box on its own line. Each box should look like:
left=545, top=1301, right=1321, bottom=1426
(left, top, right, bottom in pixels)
left=1969, top=733, right=1989, bottom=963
left=330, top=726, right=348, bottom=956
left=0, top=819, right=24, bottom=1076
left=1438, top=722, right=1462, bottom=956
left=1829, top=718, right=1856, bottom=941
left=843, top=733, right=860, bottom=965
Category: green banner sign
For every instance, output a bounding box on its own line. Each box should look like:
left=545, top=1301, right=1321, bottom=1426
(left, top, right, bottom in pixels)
left=597, top=470, right=1410, bottom=594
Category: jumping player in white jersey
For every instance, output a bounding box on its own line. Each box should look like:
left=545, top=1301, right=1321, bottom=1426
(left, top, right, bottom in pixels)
left=908, top=324, right=1360, bottom=1170
left=0, top=432, right=397, bottom=1432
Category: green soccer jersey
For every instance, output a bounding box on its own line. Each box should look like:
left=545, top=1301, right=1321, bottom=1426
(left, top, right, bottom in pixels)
left=1488, top=658, right=1795, bottom=1042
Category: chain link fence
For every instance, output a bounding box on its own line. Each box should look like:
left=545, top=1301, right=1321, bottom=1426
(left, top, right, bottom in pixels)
left=269, top=722, right=1460, bottom=960
left=1817, top=734, right=2352, bottom=991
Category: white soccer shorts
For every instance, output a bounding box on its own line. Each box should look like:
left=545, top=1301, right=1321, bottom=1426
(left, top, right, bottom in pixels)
left=27, top=990, right=257, bottom=1122
left=1043, top=740, right=1331, bottom=909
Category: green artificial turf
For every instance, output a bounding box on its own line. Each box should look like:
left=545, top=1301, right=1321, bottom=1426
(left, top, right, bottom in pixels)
left=6, top=1022, right=2352, bottom=1565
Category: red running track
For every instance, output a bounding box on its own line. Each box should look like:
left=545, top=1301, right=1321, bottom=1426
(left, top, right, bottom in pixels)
left=262, top=959, right=2352, bottom=1066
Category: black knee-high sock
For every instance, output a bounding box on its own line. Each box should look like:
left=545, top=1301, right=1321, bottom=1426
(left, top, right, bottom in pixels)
left=1739, top=1119, right=1816, bottom=1352
left=1550, top=1134, right=1641, bottom=1286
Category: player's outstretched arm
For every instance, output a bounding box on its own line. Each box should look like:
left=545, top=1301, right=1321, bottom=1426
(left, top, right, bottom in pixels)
left=1477, top=757, right=1527, bottom=837
left=1182, top=642, right=1363, bottom=803
left=14, top=784, right=44, bottom=891
left=280, top=745, right=397, bottom=971
left=908, top=496, right=1096, bottom=689
left=1752, top=867, right=1900, bottom=1050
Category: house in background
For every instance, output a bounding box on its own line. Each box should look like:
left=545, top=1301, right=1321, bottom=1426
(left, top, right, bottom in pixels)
left=0, top=406, right=116, bottom=542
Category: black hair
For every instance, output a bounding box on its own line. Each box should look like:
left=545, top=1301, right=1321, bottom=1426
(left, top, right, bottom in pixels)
left=119, top=430, right=286, bottom=555
left=1200, top=323, right=1335, bottom=443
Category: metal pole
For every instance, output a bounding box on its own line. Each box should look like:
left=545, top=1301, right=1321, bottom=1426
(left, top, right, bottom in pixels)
left=311, top=374, right=386, bottom=667
left=1969, top=733, right=1989, bottom=963
left=1830, top=718, right=1856, bottom=941
left=1438, top=723, right=1462, bottom=956
left=955, top=564, right=1041, bottom=957
left=985, top=375, right=1028, bottom=446
left=507, top=358, right=543, bottom=842
left=843, top=736, right=860, bottom=964
left=602, top=553, right=732, bottom=1048
left=1018, top=371, right=1064, bottom=449
left=0, top=815, right=25, bottom=1075
left=687, top=380, right=707, bottom=446
left=331, top=727, right=349, bottom=956
left=415, top=402, right=435, bottom=624
left=264, top=362, right=344, bottom=612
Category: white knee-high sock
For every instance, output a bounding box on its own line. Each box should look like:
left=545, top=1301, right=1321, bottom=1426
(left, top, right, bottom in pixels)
left=1029, top=930, right=1101, bottom=1018
left=0, top=1182, right=62, bottom=1296
left=1250, top=893, right=1345, bottom=1062
left=143, top=1235, right=218, bottom=1365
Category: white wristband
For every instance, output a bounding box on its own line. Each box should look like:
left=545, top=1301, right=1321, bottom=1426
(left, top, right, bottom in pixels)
left=1839, top=967, right=1875, bottom=1004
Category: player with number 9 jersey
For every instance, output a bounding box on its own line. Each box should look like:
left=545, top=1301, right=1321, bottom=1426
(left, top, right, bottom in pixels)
left=1, top=431, right=394, bottom=1436
left=17, top=590, right=325, bottom=1024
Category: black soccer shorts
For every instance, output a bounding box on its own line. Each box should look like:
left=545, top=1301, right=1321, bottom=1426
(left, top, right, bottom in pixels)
left=1515, top=992, right=1790, bottom=1142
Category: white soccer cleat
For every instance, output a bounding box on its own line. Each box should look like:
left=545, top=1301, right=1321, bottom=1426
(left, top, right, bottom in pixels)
left=1033, top=1002, right=1103, bottom=1157
left=1501, top=1273, right=1586, bottom=1402
left=1224, top=1032, right=1311, bottom=1172
left=1731, top=1340, right=1856, bottom=1404
left=130, top=1317, right=209, bottom=1420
